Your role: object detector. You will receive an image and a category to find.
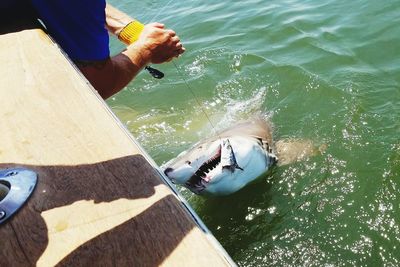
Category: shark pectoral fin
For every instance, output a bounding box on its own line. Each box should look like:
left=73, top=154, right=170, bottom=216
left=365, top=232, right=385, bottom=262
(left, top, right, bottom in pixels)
left=275, top=139, right=327, bottom=166
left=221, top=139, right=244, bottom=172
left=222, top=164, right=243, bottom=173
left=236, top=165, right=244, bottom=171
left=222, top=165, right=235, bottom=172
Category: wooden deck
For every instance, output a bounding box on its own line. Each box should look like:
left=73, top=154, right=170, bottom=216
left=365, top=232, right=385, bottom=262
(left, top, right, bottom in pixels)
left=0, top=22, right=233, bottom=266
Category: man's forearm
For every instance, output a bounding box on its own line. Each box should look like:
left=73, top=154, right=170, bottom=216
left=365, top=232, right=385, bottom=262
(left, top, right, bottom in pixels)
left=105, top=3, right=135, bottom=35
left=78, top=49, right=146, bottom=99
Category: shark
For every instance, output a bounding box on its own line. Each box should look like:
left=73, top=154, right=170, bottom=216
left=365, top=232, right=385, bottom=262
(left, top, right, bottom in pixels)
left=163, top=117, right=321, bottom=196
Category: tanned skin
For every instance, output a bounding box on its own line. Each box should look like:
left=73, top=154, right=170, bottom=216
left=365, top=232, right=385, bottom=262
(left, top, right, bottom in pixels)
left=78, top=4, right=185, bottom=99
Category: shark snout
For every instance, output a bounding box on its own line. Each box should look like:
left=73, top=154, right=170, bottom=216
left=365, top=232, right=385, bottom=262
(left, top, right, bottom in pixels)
left=164, top=167, right=174, bottom=176
left=163, top=167, right=177, bottom=184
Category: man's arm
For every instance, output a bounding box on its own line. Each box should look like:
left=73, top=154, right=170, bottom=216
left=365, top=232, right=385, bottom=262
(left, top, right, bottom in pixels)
left=78, top=4, right=185, bottom=99
left=105, top=4, right=133, bottom=36
left=104, top=3, right=185, bottom=61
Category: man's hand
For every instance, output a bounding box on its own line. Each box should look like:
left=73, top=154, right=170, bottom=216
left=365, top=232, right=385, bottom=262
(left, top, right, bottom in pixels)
left=133, top=22, right=185, bottom=64
left=81, top=4, right=186, bottom=99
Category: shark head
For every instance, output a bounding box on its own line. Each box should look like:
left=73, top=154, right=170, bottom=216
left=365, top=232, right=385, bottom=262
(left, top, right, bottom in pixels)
left=163, top=118, right=320, bottom=195
left=163, top=136, right=277, bottom=195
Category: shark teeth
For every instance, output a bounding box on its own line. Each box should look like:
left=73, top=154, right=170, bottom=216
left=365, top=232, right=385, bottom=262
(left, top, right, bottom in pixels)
left=190, top=146, right=222, bottom=182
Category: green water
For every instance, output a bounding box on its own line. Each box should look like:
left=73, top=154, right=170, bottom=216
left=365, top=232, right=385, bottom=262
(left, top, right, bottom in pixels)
left=108, top=0, right=400, bottom=266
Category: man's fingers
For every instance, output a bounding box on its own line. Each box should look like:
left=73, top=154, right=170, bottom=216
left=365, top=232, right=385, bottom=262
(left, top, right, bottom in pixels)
left=179, top=46, right=186, bottom=54
left=175, top=46, right=185, bottom=57
left=148, top=22, right=165, bottom=28
left=171, top=36, right=180, bottom=44
left=175, top=42, right=183, bottom=49
left=140, top=23, right=185, bottom=63
left=167, top=29, right=176, bottom=37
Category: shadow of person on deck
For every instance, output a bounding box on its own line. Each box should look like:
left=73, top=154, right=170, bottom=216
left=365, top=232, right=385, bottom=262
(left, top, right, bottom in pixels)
left=0, top=155, right=195, bottom=267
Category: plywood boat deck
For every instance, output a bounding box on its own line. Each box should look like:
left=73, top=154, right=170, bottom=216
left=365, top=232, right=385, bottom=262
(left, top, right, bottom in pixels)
left=0, top=22, right=233, bottom=267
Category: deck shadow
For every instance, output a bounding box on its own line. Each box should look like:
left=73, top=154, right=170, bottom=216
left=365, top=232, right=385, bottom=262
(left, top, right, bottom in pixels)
left=0, top=155, right=195, bottom=266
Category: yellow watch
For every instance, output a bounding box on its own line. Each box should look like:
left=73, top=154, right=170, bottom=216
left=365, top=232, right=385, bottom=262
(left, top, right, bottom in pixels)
left=118, top=20, right=145, bottom=45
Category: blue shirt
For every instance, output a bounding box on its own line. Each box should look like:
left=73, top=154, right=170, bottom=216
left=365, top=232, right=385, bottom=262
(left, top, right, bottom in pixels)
left=30, top=0, right=110, bottom=61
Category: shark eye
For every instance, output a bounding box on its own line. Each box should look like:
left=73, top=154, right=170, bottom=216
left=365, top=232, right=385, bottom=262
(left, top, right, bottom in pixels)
left=185, top=161, right=191, bottom=165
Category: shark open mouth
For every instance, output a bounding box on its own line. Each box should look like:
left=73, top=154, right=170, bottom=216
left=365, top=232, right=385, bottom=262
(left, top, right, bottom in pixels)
left=185, top=145, right=222, bottom=193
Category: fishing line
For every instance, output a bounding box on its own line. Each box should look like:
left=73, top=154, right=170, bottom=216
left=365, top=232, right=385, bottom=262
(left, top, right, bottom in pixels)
left=148, top=0, right=175, bottom=22
left=146, top=0, right=221, bottom=136
left=171, top=61, right=219, bottom=134
left=142, top=0, right=175, bottom=80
